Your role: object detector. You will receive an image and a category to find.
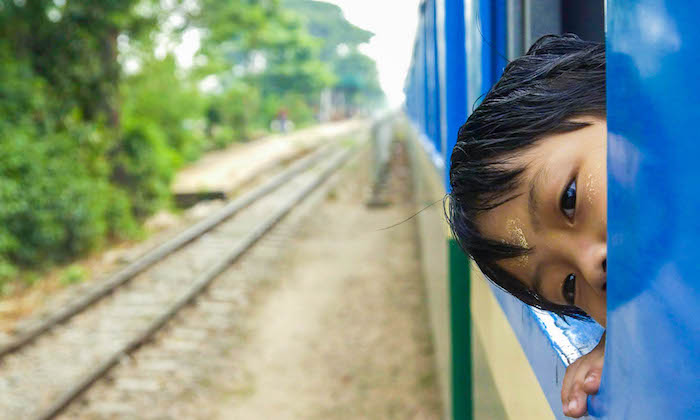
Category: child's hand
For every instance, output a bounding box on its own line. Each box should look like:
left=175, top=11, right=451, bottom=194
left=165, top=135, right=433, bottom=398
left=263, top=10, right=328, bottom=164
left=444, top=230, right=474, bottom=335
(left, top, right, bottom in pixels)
left=561, top=332, right=605, bottom=418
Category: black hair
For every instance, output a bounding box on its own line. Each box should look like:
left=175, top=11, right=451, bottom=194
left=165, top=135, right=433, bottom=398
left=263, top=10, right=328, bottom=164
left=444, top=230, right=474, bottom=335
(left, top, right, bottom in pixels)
left=446, top=34, right=605, bottom=319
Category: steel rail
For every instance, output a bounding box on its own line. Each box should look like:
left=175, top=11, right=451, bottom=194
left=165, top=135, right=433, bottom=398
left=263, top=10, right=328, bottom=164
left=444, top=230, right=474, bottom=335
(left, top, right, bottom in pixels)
left=33, top=147, right=354, bottom=420
left=0, top=144, right=335, bottom=360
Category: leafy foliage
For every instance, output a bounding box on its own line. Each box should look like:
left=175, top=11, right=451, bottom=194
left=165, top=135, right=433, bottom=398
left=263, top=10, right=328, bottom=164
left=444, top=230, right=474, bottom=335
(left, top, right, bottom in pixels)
left=0, top=105, right=137, bottom=267
left=121, top=55, right=205, bottom=161
left=0, top=0, right=384, bottom=287
left=333, top=50, right=384, bottom=108
left=195, top=0, right=335, bottom=134
left=283, top=0, right=385, bottom=109
left=282, top=0, right=373, bottom=60
left=0, top=39, right=136, bottom=283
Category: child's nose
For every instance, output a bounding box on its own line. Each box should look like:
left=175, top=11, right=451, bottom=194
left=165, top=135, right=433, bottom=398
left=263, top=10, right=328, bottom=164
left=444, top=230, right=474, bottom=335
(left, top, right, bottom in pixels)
left=559, top=228, right=607, bottom=295
left=579, top=244, right=607, bottom=296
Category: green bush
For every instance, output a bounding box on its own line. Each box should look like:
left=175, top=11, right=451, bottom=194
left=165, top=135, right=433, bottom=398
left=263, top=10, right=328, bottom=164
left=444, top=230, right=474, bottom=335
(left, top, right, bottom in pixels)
left=60, top=265, right=87, bottom=286
left=0, top=120, right=138, bottom=271
left=104, top=186, right=141, bottom=240
left=205, top=82, right=263, bottom=148
left=260, top=92, right=315, bottom=130
left=0, top=45, right=139, bottom=280
left=0, top=258, right=18, bottom=293
left=121, top=55, right=207, bottom=163
left=210, top=125, right=237, bottom=150
left=110, top=118, right=178, bottom=218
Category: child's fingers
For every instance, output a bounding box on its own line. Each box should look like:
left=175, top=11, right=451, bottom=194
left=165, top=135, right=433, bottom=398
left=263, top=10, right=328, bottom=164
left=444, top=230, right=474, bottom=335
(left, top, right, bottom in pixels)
left=562, top=334, right=605, bottom=417
left=562, top=359, right=587, bottom=401
left=561, top=360, right=579, bottom=403
left=561, top=364, right=580, bottom=415
left=563, top=380, right=590, bottom=417
left=562, top=363, right=601, bottom=417
left=582, top=368, right=602, bottom=394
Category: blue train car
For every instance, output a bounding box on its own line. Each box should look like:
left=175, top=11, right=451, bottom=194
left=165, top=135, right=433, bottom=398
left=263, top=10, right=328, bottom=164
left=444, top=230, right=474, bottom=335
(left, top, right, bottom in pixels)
left=405, top=1, right=699, bottom=419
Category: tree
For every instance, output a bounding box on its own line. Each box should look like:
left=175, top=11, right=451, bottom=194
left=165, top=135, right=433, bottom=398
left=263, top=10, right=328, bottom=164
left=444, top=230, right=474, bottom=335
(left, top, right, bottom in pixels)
left=0, top=0, right=157, bottom=127
left=282, top=0, right=373, bottom=60
left=282, top=0, right=385, bottom=110
left=333, top=50, right=384, bottom=109
left=194, top=0, right=334, bottom=131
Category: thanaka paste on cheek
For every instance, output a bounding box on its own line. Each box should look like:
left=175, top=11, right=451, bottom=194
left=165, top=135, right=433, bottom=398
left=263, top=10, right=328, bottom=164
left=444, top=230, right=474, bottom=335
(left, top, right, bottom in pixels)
left=586, top=161, right=603, bottom=206
left=506, top=218, right=529, bottom=266
left=586, top=173, right=596, bottom=205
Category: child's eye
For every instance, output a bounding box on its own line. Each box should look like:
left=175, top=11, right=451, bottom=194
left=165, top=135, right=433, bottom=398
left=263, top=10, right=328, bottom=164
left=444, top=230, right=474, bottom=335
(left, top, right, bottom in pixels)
left=562, top=273, right=576, bottom=305
left=560, top=178, right=577, bottom=220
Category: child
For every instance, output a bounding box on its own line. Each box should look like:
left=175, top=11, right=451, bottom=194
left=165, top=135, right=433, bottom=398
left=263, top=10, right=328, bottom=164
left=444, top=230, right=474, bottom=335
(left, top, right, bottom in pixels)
left=447, top=34, right=606, bottom=418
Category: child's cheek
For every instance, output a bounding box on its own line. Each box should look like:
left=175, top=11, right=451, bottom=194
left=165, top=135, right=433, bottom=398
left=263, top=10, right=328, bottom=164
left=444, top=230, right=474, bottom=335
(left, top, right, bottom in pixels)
left=585, top=157, right=607, bottom=230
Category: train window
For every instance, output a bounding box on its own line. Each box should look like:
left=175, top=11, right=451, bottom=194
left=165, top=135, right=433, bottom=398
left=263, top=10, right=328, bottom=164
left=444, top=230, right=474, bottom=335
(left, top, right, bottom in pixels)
left=561, top=0, right=604, bottom=43
left=523, top=0, right=562, bottom=51
left=506, top=0, right=525, bottom=60
left=507, top=0, right=604, bottom=59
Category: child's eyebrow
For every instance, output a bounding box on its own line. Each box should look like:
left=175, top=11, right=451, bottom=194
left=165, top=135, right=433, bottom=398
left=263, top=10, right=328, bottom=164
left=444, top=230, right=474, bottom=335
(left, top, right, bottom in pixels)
left=528, top=164, right=549, bottom=232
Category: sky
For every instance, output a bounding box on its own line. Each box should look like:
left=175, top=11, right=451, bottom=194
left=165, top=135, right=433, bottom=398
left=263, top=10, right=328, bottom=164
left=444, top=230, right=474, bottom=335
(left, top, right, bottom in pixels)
left=324, top=0, right=422, bottom=108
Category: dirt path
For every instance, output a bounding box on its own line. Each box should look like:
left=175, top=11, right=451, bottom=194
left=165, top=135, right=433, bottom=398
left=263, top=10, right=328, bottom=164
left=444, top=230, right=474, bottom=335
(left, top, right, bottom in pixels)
left=212, top=144, right=442, bottom=419
left=172, top=120, right=365, bottom=195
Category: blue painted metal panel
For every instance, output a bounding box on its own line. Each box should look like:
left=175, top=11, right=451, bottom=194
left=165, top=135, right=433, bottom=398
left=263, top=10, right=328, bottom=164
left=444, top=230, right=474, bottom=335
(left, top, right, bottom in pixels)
left=425, top=0, right=435, bottom=149
left=422, top=22, right=429, bottom=137
left=430, top=0, right=443, bottom=158
left=491, top=284, right=604, bottom=419
left=422, top=4, right=431, bottom=139
left=442, top=0, right=467, bottom=191
left=479, top=0, right=493, bottom=90
left=405, top=0, right=445, bottom=173
left=477, top=0, right=507, bottom=97
left=490, top=0, right=507, bottom=82
left=590, top=1, right=700, bottom=418
left=464, top=0, right=483, bottom=112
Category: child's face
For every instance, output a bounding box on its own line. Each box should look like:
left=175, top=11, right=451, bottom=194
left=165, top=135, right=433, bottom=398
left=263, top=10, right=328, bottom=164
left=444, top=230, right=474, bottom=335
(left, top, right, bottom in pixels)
left=476, top=118, right=607, bottom=326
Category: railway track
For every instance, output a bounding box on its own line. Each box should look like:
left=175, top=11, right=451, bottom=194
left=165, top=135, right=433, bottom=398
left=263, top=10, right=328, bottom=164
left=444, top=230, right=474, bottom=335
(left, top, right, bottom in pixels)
left=0, top=140, right=359, bottom=419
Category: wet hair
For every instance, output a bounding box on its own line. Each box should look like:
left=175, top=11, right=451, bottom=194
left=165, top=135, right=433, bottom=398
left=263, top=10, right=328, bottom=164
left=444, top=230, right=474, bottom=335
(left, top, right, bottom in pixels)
left=446, top=34, right=605, bottom=318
